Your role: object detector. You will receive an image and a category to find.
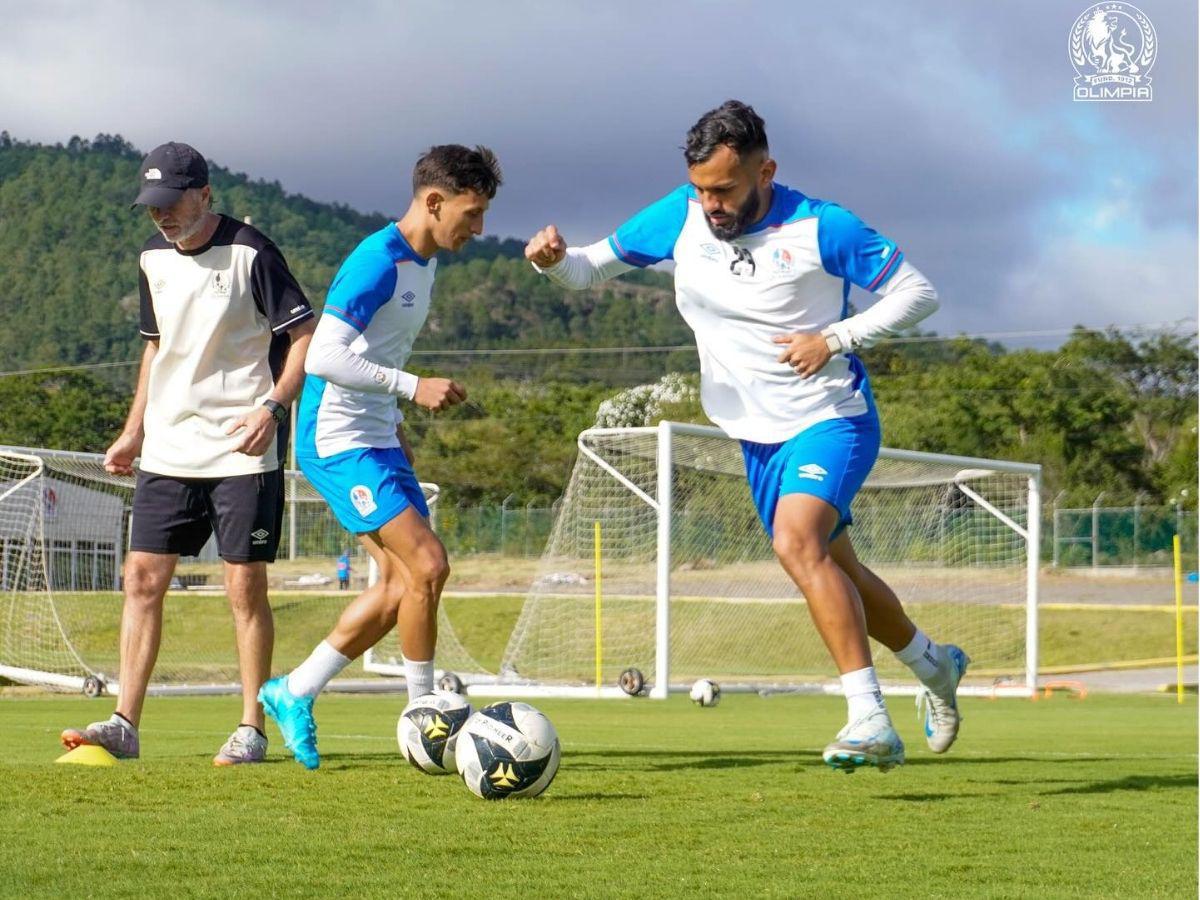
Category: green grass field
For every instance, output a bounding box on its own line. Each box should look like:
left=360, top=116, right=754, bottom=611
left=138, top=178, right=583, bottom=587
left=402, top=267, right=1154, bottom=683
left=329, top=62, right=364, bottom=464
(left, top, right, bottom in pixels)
left=0, top=692, right=1195, bottom=898
left=35, top=591, right=1200, bottom=683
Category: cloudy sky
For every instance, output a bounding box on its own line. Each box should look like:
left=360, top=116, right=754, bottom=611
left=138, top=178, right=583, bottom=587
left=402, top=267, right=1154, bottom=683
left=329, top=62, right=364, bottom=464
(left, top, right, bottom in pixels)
left=2, top=0, right=1196, bottom=342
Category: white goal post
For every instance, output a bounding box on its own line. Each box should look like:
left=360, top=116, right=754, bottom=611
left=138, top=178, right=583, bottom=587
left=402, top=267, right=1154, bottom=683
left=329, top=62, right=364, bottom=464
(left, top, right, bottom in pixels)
left=0, top=445, right=486, bottom=695
left=493, top=421, right=1041, bottom=699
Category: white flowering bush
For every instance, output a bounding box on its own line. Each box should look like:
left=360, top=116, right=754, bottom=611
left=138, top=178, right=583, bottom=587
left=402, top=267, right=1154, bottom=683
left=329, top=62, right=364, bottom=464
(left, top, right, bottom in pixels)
left=595, top=372, right=700, bottom=427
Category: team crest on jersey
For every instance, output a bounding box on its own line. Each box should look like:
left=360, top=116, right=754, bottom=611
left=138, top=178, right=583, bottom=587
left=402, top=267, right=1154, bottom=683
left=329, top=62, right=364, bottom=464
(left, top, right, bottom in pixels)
left=350, top=485, right=378, bottom=517
left=400, top=290, right=416, bottom=307
left=211, top=272, right=232, bottom=298
left=771, top=247, right=794, bottom=275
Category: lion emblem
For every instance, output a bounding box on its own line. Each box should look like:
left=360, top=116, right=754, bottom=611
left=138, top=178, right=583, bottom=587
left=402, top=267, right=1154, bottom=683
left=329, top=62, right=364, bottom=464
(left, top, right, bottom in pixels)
left=1085, top=9, right=1139, bottom=74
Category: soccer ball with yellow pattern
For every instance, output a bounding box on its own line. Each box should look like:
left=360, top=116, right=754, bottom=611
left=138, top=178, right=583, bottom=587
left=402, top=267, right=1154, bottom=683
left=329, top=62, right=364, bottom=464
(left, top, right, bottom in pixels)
left=455, top=701, right=561, bottom=800
left=398, top=690, right=473, bottom=775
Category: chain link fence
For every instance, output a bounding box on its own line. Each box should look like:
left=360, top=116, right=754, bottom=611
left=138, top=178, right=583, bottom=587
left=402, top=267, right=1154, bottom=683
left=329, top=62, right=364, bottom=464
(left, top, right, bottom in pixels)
left=1051, top=502, right=1197, bottom=570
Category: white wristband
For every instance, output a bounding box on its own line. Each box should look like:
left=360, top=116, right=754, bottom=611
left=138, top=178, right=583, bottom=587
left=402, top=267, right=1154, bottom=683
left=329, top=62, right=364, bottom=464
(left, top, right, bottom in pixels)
left=822, top=330, right=844, bottom=354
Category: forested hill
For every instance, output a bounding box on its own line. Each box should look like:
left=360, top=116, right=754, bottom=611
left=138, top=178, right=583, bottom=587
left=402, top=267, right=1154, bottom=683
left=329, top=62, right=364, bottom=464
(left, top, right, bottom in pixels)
left=0, top=133, right=686, bottom=370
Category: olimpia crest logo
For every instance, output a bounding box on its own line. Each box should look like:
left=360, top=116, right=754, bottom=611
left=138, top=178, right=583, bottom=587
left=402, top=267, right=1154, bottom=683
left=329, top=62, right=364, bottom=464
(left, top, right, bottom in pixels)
left=1070, top=2, right=1156, bottom=102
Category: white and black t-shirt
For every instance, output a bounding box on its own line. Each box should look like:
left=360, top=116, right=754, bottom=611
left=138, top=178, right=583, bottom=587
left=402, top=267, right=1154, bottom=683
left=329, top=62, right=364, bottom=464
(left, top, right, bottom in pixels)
left=138, top=215, right=314, bottom=478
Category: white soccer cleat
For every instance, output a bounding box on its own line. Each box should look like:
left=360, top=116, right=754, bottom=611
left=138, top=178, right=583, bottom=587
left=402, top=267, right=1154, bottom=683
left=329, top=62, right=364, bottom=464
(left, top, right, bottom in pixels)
left=61, top=714, right=139, bottom=759
left=822, top=706, right=905, bottom=773
left=213, top=725, right=268, bottom=766
left=916, top=644, right=971, bottom=754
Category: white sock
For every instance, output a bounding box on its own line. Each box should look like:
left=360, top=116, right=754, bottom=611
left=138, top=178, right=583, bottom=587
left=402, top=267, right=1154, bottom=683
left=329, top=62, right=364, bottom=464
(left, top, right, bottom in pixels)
left=287, top=640, right=351, bottom=698
left=895, top=628, right=942, bottom=684
left=403, top=656, right=435, bottom=700
left=840, top=666, right=885, bottom=721
left=111, top=712, right=137, bottom=734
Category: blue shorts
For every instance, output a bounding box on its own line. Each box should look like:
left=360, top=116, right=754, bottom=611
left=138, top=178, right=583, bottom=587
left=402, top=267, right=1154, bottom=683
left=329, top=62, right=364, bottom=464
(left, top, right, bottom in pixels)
left=298, top=447, right=428, bottom=535
left=740, top=410, right=881, bottom=540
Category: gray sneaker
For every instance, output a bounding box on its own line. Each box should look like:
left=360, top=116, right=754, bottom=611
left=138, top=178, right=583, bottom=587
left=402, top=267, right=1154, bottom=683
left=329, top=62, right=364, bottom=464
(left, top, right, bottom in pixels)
left=213, top=725, right=267, bottom=766
left=61, top=714, right=139, bottom=759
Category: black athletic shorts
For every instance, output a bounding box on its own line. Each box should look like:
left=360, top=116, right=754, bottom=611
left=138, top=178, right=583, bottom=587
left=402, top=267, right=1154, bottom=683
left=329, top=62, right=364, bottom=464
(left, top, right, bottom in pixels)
left=129, top=470, right=285, bottom=562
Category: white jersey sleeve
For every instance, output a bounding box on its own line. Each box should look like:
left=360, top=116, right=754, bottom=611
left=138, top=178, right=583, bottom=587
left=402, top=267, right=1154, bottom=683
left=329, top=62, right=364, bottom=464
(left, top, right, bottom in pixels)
left=825, top=261, right=939, bottom=351
left=535, top=240, right=633, bottom=289
left=305, top=314, right=419, bottom=399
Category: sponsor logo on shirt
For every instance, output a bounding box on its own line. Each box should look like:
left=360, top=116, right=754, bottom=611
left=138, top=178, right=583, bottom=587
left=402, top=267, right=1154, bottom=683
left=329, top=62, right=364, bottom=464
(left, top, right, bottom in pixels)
left=250, top=528, right=270, bottom=545
left=797, top=463, right=828, bottom=482
left=400, top=290, right=416, bottom=307
left=771, top=247, right=794, bottom=275
left=729, top=247, right=756, bottom=278
left=211, top=272, right=232, bottom=298
left=350, top=485, right=378, bottom=517
left=145, top=168, right=162, bottom=181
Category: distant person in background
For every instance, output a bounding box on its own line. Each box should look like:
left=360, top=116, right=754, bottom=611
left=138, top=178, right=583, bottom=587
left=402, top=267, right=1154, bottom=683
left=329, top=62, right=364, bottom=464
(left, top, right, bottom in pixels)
left=61, top=142, right=316, bottom=765
left=259, top=145, right=501, bottom=769
left=337, top=550, right=351, bottom=590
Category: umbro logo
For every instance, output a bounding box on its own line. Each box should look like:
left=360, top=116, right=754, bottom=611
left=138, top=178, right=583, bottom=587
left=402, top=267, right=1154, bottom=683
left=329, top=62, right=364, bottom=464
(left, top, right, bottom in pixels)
left=699, top=242, right=720, bottom=261
left=153, top=279, right=166, bottom=293
left=250, top=528, right=270, bottom=545
left=797, top=463, right=828, bottom=482
left=400, top=290, right=416, bottom=307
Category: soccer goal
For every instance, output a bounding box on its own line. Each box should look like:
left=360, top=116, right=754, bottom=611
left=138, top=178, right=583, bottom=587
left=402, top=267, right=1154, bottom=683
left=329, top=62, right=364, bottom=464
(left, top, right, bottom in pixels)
left=492, top=421, right=1041, bottom=699
left=0, top=446, right=485, bottom=694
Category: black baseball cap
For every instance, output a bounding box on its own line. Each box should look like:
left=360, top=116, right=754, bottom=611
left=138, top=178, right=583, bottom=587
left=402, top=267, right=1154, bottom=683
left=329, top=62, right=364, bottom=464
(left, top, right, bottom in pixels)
left=131, top=142, right=209, bottom=209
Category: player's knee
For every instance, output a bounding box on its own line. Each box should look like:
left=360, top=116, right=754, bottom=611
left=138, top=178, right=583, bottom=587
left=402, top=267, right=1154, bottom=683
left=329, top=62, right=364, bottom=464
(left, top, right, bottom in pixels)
left=410, top=541, right=449, bottom=592
left=123, top=565, right=167, bottom=609
left=772, top=528, right=829, bottom=575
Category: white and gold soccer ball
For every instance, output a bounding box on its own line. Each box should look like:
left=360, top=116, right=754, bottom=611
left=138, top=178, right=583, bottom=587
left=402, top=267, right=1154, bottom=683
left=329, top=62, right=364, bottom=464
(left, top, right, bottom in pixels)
left=397, top=690, right=473, bottom=775
left=455, top=701, right=560, bottom=800
left=689, top=678, right=721, bottom=707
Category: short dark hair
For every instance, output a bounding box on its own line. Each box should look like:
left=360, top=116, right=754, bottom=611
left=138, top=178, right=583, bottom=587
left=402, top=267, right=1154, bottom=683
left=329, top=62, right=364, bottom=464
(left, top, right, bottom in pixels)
left=412, top=144, right=502, bottom=199
left=683, top=100, right=768, bottom=166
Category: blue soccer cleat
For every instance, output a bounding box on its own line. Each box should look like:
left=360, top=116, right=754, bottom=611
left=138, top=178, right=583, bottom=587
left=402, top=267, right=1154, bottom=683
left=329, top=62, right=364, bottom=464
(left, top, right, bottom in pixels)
left=916, top=644, right=971, bottom=754
left=823, top=706, right=905, bottom=774
left=258, top=675, right=319, bottom=769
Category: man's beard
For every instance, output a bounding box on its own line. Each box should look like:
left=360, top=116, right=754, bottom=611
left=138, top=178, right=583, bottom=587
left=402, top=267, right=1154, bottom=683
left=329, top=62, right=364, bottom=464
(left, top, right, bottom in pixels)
left=158, top=209, right=210, bottom=245
left=705, top=190, right=761, bottom=241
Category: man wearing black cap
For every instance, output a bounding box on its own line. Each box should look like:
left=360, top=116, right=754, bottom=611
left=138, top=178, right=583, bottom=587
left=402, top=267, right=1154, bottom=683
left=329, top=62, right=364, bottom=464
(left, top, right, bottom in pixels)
left=61, top=142, right=317, bottom=765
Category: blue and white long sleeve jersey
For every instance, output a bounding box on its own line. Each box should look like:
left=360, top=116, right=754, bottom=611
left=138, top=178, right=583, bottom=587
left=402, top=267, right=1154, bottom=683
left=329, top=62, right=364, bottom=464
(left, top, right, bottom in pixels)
left=538, top=183, right=938, bottom=444
left=297, top=224, right=436, bottom=458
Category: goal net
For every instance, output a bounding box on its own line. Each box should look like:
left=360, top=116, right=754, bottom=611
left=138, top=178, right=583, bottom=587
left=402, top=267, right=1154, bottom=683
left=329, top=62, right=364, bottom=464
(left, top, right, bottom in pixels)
left=0, top=446, right=485, bottom=694
left=498, top=422, right=1041, bottom=698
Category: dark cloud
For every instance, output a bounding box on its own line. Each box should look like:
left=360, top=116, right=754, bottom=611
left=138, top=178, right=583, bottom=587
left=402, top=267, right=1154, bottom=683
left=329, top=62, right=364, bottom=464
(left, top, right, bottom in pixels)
left=0, top=0, right=1193, bottom=338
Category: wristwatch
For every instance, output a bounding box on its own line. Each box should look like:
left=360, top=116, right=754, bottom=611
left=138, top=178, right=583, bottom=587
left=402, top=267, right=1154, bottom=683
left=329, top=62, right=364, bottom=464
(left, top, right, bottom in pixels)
left=262, top=399, right=287, bottom=424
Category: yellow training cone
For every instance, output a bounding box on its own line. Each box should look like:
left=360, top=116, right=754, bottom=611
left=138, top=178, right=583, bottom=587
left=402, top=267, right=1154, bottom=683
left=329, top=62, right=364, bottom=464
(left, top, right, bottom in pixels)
left=55, top=744, right=118, bottom=767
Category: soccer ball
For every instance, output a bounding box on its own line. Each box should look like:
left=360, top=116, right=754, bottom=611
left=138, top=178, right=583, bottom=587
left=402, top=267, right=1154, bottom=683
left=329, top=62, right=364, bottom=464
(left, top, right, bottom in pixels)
left=689, top=678, right=721, bottom=707
left=618, top=667, right=646, bottom=696
left=455, top=701, right=560, bottom=800
left=397, top=690, right=473, bottom=775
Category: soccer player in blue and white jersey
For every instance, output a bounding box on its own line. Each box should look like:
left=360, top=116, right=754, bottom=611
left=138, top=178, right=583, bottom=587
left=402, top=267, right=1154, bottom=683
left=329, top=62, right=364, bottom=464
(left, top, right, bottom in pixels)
left=526, top=101, right=969, bottom=773
left=259, top=145, right=502, bottom=769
